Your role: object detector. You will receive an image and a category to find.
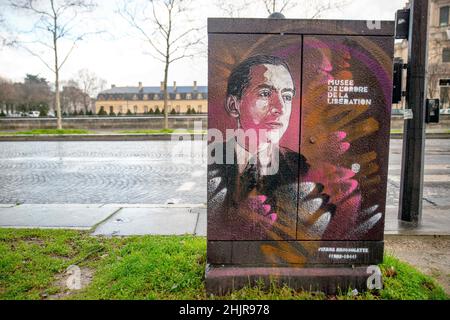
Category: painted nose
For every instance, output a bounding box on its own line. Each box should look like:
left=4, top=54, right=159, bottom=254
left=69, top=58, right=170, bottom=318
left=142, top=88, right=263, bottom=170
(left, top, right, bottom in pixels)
left=270, top=94, right=284, bottom=115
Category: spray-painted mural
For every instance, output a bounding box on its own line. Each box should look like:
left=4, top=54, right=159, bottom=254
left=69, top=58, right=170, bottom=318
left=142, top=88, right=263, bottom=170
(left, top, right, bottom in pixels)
left=208, top=31, right=393, bottom=266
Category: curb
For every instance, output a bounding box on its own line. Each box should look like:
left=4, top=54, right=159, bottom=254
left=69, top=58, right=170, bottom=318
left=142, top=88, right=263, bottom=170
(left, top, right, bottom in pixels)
left=390, top=133, right=450, bottom=139
left=384, top=234, right=450, bottom=239
left=0, top=133, right=207, bottom=141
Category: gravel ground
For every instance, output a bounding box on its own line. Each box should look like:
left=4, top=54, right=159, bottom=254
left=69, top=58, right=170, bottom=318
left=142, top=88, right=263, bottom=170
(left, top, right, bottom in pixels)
left=385, top=235, right=450, bottom=295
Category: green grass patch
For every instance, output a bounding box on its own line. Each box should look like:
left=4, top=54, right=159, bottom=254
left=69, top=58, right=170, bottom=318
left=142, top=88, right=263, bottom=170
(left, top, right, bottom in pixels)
left=0, top=229, right=109, bottom=299
left=377, top=255, right=447, bottom=300
left=0, top=129, right=92, bottom=135
left=0, top=228, right=447, bottom=300
left=117, top=129, right=206, bottom=134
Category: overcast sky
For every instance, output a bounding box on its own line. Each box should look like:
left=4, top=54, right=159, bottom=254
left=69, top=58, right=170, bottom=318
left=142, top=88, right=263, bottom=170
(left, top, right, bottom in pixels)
left=0, top=0, right=407, bottom=89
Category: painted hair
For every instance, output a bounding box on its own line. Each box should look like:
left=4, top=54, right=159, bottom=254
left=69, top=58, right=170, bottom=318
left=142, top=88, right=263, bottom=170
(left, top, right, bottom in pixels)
left=226, top=55, right=293, bottom=99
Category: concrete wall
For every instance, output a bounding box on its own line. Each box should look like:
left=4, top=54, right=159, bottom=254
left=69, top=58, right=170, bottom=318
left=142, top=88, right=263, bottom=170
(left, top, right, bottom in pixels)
left=0, top=116, right=207, bottom=131
left=0, top=115, right=449, bottom=131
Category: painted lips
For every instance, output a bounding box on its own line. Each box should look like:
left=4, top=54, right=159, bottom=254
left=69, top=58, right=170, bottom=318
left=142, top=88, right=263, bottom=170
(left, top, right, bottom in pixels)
left=265, top=121, right=283, bottom=129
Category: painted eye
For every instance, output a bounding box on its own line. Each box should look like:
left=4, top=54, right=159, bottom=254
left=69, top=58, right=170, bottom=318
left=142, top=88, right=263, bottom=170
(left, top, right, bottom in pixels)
left=259, top=89, right=271, bottom=98
left=283, top=94, right=293, bottom=102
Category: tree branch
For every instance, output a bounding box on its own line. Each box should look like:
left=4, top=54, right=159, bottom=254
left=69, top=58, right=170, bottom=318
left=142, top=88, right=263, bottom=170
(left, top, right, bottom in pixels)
left=169, top=26, right=201, bottom=46
left=118, top=2, right=166, bottom=58
left=150, top=0, right=169, bottom=38
left=309, top=0, right=350, bottom=19
left=10, top=0, right=54, bottom=19
left=18, top=43, right=55, bottom=72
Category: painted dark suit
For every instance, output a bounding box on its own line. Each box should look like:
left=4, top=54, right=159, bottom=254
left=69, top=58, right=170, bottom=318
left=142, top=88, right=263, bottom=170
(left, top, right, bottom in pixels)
left=208, top=140, right=306, bottom=240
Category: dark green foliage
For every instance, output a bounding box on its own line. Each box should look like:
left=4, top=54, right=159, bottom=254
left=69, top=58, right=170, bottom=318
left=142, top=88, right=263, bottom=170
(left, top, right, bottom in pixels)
left=97, top=107, right=107, bottom=116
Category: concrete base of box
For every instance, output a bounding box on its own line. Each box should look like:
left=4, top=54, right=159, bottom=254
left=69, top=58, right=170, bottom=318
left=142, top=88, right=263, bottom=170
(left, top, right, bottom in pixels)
left=205, top=265, right=373, bottom=295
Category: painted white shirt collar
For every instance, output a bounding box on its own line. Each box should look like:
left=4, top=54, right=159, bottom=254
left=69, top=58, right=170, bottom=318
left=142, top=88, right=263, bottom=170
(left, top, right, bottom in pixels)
left=235, top=142, right=276, bottom=175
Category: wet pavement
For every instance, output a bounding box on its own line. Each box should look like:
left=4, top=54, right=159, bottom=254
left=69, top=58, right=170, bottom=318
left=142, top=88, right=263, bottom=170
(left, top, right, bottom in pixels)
left=0, top=141, right=206, bottom=204
left=387, top=139, right=450, bottom=209
left=0, top=140, right=449, bottom=208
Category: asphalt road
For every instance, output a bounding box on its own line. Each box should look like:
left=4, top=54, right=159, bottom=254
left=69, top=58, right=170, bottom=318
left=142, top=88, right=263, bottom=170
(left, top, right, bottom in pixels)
left=388, top=139, right=450, bottom=209
left=0, top=141, right=206, bottom=204
left=0, top=140, right=448, bottom=206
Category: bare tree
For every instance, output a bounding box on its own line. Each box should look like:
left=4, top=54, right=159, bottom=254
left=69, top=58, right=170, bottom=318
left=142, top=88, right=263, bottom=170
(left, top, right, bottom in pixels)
left=303, top=0, right=351, bottom=19
left=75, top=69, right=106, bottom=114
left=260, top=0, right=350, bottom=17
left=6, top=0, right=97, bottom=129
left=217, top=0, right=351, bottom=18
left=61, top=80, right=85, bottom=114
left=260, top=0, right=296, bottom=14
left=0, top=74, right=52, bottom=115
left=119, top=0, right=204, bottom=129
left=0, top=77, right=17, bottom=114
left=215, top=0, right=253, bottom=18
left=0, top=12, right=16, bottom=48
left=0, top=13, right=5, bottom=46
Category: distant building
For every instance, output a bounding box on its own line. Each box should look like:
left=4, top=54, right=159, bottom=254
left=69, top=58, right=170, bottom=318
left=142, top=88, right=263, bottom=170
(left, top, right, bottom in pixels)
left=394, top=0, right=450, bottom=110
left=95, top=81, right=207, bottom=115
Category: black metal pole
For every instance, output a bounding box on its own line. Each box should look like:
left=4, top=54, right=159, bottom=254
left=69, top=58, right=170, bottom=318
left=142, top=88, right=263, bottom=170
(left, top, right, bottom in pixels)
left=398, top=0, right=429, bottom=223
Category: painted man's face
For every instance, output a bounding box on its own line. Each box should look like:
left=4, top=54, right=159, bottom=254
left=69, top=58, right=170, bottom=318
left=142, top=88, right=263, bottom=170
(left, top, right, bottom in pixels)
left=238, top=64, right=295, bottom=146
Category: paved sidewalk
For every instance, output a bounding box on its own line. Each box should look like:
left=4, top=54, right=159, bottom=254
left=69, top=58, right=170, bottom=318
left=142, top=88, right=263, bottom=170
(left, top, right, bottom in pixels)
left=0, top=203, right=448, bottom=236
left=385, top=205, right=450, bottom=236
left=0, top=204, right=206, bottom=236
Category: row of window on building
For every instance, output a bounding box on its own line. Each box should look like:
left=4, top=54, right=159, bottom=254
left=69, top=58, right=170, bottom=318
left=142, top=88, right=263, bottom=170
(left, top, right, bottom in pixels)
left=100, top=105, right=204, bottom=114
left=97, top=93, right=205, bottom=101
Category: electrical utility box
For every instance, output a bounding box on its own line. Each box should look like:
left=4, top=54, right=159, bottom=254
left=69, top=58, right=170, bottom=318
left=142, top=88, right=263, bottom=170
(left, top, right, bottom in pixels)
left=206, top=18, right=395, bottom=295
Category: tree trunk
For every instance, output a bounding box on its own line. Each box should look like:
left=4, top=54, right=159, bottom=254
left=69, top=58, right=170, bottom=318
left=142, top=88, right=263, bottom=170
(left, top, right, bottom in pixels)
left=84, top=95, right=89, bottom=114
left=163, top=58, right=169, bottom=130
left=53, top=15, right=62, bottom=129
left=55, top=73, right=62, bottom=128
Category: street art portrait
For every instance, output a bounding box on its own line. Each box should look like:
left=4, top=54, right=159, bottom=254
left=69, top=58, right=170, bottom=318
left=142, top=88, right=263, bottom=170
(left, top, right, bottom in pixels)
left=207, top=32, right=393, bottom=265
